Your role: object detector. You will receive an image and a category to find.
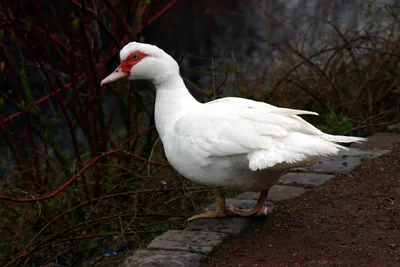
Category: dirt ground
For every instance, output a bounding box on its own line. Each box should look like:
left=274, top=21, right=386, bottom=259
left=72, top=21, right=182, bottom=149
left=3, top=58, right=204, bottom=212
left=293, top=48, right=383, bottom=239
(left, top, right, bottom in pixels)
left=204, top=144, right=400, bottom=267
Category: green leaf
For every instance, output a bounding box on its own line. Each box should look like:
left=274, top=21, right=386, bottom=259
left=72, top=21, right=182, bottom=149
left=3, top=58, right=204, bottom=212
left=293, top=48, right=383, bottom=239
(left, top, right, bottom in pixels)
left=72, top=18, right=79, bottom=31
left=18, top=100, right=25, bottom=109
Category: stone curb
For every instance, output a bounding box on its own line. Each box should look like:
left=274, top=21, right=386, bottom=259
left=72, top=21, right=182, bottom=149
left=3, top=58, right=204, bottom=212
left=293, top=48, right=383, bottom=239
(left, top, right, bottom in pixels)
left=120, top=147, right=391, bottom=267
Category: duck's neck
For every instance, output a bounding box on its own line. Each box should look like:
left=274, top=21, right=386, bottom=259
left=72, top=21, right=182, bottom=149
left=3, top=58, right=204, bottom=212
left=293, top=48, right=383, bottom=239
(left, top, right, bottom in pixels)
left=154, top=73, right=200, bottom=140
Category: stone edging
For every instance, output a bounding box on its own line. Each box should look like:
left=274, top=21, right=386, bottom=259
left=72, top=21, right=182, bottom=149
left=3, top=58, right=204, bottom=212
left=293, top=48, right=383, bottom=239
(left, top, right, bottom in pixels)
left=120, top=148, right=391, bottom=267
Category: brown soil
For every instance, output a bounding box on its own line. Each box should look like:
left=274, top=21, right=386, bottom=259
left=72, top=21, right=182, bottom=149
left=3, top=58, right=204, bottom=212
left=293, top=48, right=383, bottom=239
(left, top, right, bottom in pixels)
left=204, top=144, right=400, bottom=267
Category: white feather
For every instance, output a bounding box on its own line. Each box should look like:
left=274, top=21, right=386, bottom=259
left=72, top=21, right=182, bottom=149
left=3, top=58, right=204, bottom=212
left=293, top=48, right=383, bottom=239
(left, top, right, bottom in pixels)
left=172, top=97, right=366, bottom=173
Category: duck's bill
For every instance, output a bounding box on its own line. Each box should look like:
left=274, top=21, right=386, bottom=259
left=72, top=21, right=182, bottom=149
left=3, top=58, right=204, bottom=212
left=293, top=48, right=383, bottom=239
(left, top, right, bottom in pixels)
left=100, top=68, right=128, bottom=86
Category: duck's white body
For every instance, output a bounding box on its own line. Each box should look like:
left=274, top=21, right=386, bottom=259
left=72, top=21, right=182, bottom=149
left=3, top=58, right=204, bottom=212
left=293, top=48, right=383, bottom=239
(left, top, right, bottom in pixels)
left=101, top=41, right=366, bottom=209
left=153, top=72, right=363, bottom=192
left=156, top=84, right=286, bottom=191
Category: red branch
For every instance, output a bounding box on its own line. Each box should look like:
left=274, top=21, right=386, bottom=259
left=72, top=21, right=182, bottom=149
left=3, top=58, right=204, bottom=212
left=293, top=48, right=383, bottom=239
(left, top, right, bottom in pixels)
left=0, top=149, right=120, bottom=202
left=124, top=151, right=171, bottom=166
left=2, top=75, right=86, bottom=124
left=0, top=126, right=156, bottom=202
left=147, top=0, right=179, bottom=27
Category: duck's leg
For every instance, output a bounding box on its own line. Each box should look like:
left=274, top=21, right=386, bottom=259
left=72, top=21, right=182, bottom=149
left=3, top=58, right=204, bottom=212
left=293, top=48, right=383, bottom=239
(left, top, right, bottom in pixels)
left=228, top=189, right=269, bottom=217
left=187, top=188, right=231, bottom=222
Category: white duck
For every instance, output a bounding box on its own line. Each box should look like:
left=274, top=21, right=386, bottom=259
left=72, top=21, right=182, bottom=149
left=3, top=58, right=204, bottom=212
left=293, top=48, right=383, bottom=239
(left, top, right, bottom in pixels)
left=101, top=42, right=366, bottom=221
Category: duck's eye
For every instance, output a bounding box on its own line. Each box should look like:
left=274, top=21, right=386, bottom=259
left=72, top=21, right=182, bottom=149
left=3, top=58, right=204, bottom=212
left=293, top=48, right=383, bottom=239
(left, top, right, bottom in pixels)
left=131, top=54, right=139, bottom=60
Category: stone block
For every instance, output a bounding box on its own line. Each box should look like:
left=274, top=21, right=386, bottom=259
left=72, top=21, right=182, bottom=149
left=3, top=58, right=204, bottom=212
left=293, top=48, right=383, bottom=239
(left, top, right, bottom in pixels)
left=147, top=230, right=227, bottom=255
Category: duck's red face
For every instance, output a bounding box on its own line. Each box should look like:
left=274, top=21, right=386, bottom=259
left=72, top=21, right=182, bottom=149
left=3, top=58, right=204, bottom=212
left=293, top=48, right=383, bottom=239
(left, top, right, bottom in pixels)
left=101, top=51, right=147, bottom=86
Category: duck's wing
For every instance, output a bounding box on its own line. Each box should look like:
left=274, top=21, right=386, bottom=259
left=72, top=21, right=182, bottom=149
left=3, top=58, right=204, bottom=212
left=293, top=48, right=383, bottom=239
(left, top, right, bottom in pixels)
left=174, top=97, right=366, bottom=171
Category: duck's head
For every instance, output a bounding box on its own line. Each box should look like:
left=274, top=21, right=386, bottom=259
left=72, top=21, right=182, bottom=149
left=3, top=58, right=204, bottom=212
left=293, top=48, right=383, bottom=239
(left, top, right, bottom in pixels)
left=100, top=42, right=179, bottom=86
